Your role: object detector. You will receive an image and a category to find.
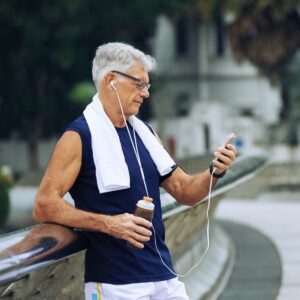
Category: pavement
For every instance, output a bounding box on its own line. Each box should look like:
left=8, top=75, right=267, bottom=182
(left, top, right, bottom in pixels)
left=215, top=197, right=300, bottom=300
left=217, top=220, right=281, bottom=300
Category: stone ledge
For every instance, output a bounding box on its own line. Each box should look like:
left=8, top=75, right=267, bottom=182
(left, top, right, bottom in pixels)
left=172, top=223, right=235, bottom=300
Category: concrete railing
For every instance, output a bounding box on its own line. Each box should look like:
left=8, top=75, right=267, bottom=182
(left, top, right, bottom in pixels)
left=0, top=155, right=267, bottom=300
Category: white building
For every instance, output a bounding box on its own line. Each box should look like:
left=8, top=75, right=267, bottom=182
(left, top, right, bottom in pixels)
left=150, top=15, right=281, bottom=159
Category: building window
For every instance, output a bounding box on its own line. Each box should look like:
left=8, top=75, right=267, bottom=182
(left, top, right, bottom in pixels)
left=204, top=124, right=210, bottom=151
left=240, top=108, right=254, bottom=117
left=215, top=15, right=225, bottom=57
left=175, top=92, right=191, bottom=116
left=175, top=17, right=189, bottom=56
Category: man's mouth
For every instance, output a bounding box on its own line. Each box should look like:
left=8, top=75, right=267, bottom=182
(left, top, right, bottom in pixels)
left=134, top=100, right=143, bottom=105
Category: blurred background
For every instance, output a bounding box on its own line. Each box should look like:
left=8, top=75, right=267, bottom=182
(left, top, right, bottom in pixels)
left=0, top=0, right=300, bottom=227
left=0, top=0, right=300, bottom=298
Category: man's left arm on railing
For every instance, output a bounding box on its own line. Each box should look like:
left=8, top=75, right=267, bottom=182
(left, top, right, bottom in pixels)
left=33, top=130, right=152, bottom=249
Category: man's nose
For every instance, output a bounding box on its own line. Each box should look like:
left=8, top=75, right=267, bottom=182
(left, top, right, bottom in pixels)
left=140, top=88, right=150, bottom=99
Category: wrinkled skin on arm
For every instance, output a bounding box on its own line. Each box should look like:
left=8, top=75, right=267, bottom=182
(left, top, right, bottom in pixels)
left=33, top=131, right=152, bottom=249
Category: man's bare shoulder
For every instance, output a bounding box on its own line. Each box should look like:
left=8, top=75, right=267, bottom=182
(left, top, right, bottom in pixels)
left=50, top=131, right=82, bottom=164
left=62, top=130, right=82, bottom=143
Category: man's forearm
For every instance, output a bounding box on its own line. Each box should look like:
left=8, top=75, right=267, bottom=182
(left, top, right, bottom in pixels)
left=179, top=169, right=218, bottom=206
left=33, top=195, right=110, bottom=233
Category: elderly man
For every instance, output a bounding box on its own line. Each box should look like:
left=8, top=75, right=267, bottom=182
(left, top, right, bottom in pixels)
left=34, top=42, right=236, bottom=300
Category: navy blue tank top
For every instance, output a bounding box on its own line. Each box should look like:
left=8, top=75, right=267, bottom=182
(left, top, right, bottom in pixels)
left=66, top=115, right=176, bottom=284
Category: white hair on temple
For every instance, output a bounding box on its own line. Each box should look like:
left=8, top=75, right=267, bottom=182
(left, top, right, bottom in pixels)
left=92, top=42, right=157, bottom=88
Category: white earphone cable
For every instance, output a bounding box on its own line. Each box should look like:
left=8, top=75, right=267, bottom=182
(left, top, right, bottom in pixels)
left=152, top=172, right=214, bottom=277
left=112, top=83, right=149, bottom=197
left=111, top=83, right=214, bottom=277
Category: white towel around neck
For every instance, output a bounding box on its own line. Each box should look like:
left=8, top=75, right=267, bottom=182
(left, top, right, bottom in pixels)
left=83, top=94, right=175, bottom=194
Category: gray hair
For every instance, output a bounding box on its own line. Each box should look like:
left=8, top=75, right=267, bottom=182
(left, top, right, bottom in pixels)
left=92, top=42, right=157, bottom=88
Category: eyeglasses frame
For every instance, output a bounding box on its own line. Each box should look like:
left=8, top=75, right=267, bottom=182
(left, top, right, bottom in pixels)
left=111, top=70, right=151, bottom=91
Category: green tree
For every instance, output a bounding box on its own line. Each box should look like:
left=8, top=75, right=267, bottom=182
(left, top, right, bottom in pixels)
left=0, top=0, right=87, bottom=170
left=0, top=173, right=12, bottom=229
left=0, top=0, right=180, bottom=172
left=165, top=0, right=300, bottom=81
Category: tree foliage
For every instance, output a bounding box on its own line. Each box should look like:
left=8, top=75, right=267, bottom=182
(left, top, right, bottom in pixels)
left=0, top=0, right=179, bottom=170
left=0, top=0, right=88, bottom=169
left=174, top=0, right=300, bottom=81
left=0, top=173, right=11, bottom=229
left=227, top=0, right=300, bottom=81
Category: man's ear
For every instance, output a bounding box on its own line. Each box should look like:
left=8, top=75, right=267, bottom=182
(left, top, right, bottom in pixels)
left=104, top=72, right=115, bottom=89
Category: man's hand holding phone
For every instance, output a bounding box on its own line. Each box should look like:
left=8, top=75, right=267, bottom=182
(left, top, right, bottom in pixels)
left=211, top=133, right=237, bottom=177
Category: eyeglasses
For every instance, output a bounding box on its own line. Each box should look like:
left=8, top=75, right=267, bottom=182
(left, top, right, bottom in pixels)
left=112, top=70, right=151, bottom=91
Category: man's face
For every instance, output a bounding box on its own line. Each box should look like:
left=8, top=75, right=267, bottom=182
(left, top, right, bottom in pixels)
left=113, top=62, right=150, bottom=117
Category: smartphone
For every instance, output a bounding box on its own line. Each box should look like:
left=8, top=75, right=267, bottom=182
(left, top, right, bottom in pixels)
left=223, top=133, right=237, bottom=147
left=216, top=133, right=237, bottom=163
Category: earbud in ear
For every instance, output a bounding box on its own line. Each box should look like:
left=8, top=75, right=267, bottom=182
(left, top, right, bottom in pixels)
left=110, top=81, right=115, bottom=87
